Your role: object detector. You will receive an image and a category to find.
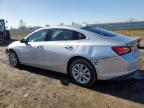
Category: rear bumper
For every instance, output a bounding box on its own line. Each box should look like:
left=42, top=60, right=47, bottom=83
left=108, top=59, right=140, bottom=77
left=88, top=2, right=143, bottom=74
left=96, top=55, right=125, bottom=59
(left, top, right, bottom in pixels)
left=108, top=70, right=138, bottom=80
left=96, top=69, right=140, bottom=80
left=91, top=54, right=141, bottom=80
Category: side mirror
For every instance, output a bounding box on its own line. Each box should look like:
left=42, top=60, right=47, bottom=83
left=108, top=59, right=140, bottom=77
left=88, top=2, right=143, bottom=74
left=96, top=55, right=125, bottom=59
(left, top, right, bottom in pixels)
left=20, top=39, right=28, bottom=44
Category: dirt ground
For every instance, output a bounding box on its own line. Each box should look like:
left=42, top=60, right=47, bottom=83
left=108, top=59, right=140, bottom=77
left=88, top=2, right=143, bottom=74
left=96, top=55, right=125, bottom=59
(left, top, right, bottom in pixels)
left=0, top=30, right=144, bottom=108
left=113, top=29, right=144, bottom=37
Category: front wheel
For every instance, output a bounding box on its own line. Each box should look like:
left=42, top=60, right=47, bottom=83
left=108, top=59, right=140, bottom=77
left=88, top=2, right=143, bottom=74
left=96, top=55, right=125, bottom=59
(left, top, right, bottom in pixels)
left=9, top=50, right=20, bottom=67
left=69, top=59, right=96, bottom=87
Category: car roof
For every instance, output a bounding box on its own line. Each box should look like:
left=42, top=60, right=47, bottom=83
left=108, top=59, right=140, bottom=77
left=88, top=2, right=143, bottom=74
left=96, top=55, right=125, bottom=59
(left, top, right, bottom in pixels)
left=29, top=25, right=100, bottom=40
left=25, top=25, right=136, bottom=46
left=39, top=25, right=81, bottom=31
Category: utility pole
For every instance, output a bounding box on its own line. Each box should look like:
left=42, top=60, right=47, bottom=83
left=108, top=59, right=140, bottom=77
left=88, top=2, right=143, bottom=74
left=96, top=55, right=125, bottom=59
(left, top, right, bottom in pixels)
left=19, top=20, right=26, bottom=29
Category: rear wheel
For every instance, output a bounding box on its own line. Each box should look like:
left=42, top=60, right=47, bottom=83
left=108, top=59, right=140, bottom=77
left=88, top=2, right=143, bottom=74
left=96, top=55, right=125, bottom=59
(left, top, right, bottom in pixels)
left=69, top=59, right=96, bottom=87
left=9, top=50, right=20, bottom=67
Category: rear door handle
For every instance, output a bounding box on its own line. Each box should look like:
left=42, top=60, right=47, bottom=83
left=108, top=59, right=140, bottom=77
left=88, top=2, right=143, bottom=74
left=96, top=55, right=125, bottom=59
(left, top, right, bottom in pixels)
left=37, top=46, right=43, bottom=48
left=64, top=45, right=73, bottom=49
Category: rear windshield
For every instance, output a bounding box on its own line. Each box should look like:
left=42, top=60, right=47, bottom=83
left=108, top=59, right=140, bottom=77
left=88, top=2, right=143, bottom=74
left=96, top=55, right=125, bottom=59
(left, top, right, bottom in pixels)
left=82, top=27, right=118, bottom=37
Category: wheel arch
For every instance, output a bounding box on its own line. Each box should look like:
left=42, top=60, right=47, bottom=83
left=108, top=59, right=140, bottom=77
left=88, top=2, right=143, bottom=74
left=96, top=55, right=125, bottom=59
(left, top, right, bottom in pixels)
left=8, top=48, right=15, bottom=52
left=7, top=48, right=20, bottom=62
left=67, top=56, right=97, bottom=78
left=8, top=49, right=17, bottom=54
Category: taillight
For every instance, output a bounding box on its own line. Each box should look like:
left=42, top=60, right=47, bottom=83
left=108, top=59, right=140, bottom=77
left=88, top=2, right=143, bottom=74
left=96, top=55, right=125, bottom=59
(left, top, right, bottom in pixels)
left=112, top=46, right=131, bottom=56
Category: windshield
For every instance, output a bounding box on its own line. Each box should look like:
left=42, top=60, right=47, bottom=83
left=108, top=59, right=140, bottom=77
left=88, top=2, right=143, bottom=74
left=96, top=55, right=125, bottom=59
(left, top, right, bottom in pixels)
left=82, top=27, right=118, bottom=37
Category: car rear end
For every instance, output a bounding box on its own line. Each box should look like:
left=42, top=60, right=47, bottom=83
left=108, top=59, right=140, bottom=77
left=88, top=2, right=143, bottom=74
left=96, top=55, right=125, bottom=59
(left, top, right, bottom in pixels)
left=93, top=43, right=141, bottom=80
left=81, top=27, right=141, bottom=80
left=110, top=38, right=141, bottom=79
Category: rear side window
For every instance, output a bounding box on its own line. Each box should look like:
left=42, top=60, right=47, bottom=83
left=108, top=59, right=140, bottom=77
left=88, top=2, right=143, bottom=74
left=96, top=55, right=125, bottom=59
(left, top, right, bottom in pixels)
left=50, top=29, right=72, bottom=41
left=82, top=27, right=118, bottom=37
left=72, top=31, right=86, bottom=40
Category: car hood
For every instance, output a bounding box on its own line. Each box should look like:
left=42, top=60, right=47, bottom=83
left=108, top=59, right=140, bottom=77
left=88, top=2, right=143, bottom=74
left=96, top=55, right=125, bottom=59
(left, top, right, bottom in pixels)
left=7, top=41, right=21, bottom=49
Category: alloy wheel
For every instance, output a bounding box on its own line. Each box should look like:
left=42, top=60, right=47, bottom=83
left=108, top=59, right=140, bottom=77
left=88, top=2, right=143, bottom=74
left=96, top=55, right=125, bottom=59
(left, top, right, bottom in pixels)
left=72, top=64, right=91, bottom=84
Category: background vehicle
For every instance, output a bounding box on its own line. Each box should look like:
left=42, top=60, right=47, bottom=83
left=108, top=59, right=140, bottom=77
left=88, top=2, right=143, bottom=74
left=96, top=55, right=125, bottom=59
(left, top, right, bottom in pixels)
left=6, top=26, right=141, bottom=86
left=0, top=19, right=11, bottom=40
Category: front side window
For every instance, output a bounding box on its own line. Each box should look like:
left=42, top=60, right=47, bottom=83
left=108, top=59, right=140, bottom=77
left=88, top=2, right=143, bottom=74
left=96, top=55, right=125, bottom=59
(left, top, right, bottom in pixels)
left=50, top=29, right=72, bottom=41
left=27, top=29, right=48, bottom=42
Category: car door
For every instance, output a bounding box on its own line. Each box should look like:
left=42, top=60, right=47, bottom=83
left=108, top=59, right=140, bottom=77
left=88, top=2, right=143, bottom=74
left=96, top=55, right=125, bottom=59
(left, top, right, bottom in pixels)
left=43, top=28, right=79, bottom=73
left=19, top=29, right=49, bottom=67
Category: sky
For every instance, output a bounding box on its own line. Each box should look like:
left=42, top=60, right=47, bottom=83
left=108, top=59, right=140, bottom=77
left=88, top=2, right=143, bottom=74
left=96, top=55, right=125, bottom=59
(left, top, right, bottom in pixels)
left=0, top=0, right=144, bottom=28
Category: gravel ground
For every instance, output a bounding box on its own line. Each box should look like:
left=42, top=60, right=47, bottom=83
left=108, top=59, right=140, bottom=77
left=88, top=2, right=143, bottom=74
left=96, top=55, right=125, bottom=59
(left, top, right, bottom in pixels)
left=0, top=40, right=144, bottom=108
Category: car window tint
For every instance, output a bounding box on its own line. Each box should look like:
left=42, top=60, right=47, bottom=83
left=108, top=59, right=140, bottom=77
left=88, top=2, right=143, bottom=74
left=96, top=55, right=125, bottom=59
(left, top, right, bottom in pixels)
left=82, top=27, right=118, bottom=37
left=72, top=31, right=86, bottom=40
left=50, top=29, right=72, bottom=41
left=27, top=29, right=48, bottom=42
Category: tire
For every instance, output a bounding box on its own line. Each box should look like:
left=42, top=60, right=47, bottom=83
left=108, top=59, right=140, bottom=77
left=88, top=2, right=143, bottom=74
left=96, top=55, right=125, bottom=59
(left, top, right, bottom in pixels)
left=69, top=59, right=96, bottom=87
left=5, top=30, right=11, bottom=40
left=9, top=50, right=20, bottom=68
